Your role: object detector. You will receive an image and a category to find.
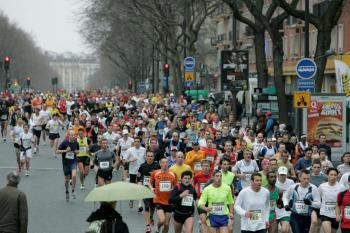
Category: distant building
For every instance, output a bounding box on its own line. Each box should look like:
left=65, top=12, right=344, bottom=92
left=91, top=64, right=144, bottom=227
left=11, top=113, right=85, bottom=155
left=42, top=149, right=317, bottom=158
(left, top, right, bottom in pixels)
left=47, top=52, right=99, bottom=93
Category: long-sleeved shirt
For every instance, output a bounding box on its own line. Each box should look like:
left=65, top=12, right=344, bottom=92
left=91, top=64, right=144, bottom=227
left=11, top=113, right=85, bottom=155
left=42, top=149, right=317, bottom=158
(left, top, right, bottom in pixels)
left=283, top=183, right=321, bottom=216
left=234, top=186, right=270, bottom=231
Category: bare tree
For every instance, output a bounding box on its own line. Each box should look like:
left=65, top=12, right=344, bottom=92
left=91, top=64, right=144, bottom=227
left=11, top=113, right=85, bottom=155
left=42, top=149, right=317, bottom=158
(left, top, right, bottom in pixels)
left=275, top=0, right=346, bottom=92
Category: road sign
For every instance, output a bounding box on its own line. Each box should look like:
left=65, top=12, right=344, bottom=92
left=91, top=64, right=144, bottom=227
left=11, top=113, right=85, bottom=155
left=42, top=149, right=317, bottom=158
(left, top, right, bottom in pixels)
left=185, top=81, right=194, bottom=87
left=296, top=58, right=317, bottom=79
left=184, top=57, right=195, bottom=71
left=185, top=72, right=195, bottom=81
left=294, top=91, right=311, bottom=108
left=138, top=82, right=146, bottom=92
left=297, top=79, right=315, bottom=92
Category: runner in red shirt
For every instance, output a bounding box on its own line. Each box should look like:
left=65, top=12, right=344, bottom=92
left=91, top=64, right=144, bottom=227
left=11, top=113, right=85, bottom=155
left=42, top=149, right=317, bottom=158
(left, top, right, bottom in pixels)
left=201, top=138, right=219, bottom=171
left=337, top=175, right=350, bottom=232
left=193, top=159, right=212, bottom=233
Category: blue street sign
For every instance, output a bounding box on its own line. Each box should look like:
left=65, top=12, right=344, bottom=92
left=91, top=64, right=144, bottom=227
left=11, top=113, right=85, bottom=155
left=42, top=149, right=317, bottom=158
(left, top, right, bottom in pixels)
left=138, top=82, right=146, bottom=92
left=184, top=57, right=195, bottom=71
left=185, top=81, right=194, bottom=87
left=295, top=58, right=317, bottom=79
left=297, top=79, right=315, bottom=93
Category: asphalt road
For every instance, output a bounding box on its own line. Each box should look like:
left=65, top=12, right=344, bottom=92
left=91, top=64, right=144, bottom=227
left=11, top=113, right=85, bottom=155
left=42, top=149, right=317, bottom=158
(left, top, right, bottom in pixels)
left=0, top=136, right=212, bottom=233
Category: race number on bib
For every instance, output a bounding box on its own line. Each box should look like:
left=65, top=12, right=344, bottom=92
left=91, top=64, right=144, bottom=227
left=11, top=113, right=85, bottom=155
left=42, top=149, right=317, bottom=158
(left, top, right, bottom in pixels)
left=99, top=161, right=110, bottom=169
left=66, top=152, right=75, bottom=160
left=181, top=195, right=193, bottom=207
left=143, top=176, right=150, bottom=186
left=206, top=156, right=214, bottom=162
left=345, top=206, right=350, bottom=219
left=270, top=200, right=276, bottom=210
left=324, top=202, right=336, bottom=214
left=159, top=181, right=171, bottom=192
left=295, top=200, right=308, bottom=214
left=79, top=146, right=87, bottom=153
left=212, top=202, right=225, bottom=215
left=250, top=210, right=262, bottom=221
left=194, top=162, right=202, bottom=171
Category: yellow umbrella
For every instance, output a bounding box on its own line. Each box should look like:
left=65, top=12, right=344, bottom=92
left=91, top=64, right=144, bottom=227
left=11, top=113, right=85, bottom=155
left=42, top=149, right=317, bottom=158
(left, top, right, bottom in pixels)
left=85, top=181, right=155, bottom=202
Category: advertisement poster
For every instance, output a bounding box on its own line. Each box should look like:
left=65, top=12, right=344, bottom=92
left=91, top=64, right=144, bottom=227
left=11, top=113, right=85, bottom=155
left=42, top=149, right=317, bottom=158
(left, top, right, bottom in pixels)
left=307, top=95, right=346, bottom=152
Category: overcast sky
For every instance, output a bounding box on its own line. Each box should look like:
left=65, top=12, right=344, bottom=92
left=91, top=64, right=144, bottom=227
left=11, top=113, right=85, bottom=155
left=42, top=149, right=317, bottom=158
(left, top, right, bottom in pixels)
left=0, top=0, right=89, bottom=54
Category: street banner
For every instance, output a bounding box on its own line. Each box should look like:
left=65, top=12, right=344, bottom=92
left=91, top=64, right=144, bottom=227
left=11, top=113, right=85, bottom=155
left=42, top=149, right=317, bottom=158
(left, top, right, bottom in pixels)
left=334, top=60, right=350, bottom=97
left=307, top=95, right=346, bottom=152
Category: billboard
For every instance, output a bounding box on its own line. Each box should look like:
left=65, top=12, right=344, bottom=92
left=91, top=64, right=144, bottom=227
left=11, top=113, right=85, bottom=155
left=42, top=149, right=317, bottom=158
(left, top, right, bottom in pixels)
left=221, top=50, right=249, bottom=91
left=306, top=95, right=346, bottom=153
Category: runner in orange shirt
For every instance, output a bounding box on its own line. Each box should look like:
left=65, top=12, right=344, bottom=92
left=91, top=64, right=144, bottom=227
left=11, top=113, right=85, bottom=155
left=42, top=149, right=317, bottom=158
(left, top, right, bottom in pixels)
left=185, top=142, right=205, bottom=174
left=149, top=158, right=177, bottom=233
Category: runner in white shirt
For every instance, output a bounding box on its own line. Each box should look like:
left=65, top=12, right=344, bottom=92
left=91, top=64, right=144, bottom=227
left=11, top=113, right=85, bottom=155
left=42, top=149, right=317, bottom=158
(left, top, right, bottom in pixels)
left=235, top=172, right=270, bottom=232
left=116, top=129, right=134, bottom=181
left=39, top=104, right=51, bottom=145
left=275, top=166, right=294, bottom=233
left=319, top=168, right=345, bottom=233
left=252, top=132, right=265, bottom=164
left=103, top=126, right=119, bottom=152
left=124, top=137, right=146, bottom=209
left=233, top=150, right=259, bottom=189
left=30, top=107, right=44, bottom=154
left=19, top=124, right=34, bottom=176
left=11, top=119, right=24, bottom=172
left=46, top=113, right=63, bottom=158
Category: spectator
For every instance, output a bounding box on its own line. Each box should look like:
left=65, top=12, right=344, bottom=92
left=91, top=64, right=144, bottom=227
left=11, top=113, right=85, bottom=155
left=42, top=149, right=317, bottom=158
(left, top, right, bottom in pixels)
left=317, top=134, right=332, bottom=161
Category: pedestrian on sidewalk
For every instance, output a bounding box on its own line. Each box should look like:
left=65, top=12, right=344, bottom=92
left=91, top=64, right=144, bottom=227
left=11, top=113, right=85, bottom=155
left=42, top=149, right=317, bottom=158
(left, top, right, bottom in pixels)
left=0, top=171, right=28, bottom=233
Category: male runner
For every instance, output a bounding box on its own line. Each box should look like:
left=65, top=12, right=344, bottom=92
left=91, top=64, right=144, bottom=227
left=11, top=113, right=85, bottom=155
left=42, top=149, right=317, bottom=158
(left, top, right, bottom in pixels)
left=76, top=128, right=91, bottom=189
left=94, top=138, right=117, bottom=186
left=19, top=124, right=34, bottom=176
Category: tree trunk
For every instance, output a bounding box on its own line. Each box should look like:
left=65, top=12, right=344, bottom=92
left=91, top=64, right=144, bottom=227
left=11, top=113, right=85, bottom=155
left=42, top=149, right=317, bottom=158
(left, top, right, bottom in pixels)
left=173, top=59, right=184, bottom=96
left=254, top=30, right=269, bottom=88
left=314, top=28, right=332, bottom=92
left=272, top=36, right=289, bottom=124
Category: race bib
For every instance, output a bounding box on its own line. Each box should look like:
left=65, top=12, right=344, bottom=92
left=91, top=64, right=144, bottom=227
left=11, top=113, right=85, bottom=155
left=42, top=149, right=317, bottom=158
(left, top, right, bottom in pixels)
left=158, top=129, right=164, bottom=135
left=199, top=183, right=206, bottom=193
left=1, top=114, right=7, bottom=120
left=295, top=200, right=308, bottom=214
left=79, top=146, right=87, bottom=153
left=270, top=200, right=276, bottom=210
left=99, top=161, right=110, bottom=169
left=212, top=202, right=225, bottom=215
left=159, top=181, right=171, bottom=192
left=94, top=127, right=99, bottom=133
left=243, top=172, right=252, bottom=181
left=206, top=156, right=214, bottom=162
left=66, top=152, right=75, bottom=160
left=324, top=202, right=336, bottom=214
left=345, top=206, right=350, bottom=219
left=143, top=176, right=150, bottom=186
left=250, top=210, right=262, bottom=221
left=181, top=195, right=193, bottom=207
left=194, top=162, right=202, bottom=171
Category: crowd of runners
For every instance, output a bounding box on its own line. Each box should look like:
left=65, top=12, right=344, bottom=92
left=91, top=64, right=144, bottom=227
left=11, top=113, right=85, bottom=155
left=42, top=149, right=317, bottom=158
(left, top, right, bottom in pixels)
left=3, top=89, right=350, bottom=233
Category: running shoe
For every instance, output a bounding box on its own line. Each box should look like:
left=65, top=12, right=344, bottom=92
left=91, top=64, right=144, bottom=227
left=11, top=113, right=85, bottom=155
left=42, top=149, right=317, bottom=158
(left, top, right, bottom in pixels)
left=138, top=206, right=143, bottom=213
left=80, top=185, right=85, bottom=190
left=145, top=225, right=151, bottom=233
left=71, top=191, right=76, bottom=199
left=25, top=170, right=29, bottom=176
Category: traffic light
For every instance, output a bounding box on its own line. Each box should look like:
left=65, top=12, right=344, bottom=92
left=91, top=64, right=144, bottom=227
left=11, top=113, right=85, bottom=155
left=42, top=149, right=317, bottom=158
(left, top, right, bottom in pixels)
left=4, top=56, right=10, bottom=70
left=128, top=80, right=132, bottom=90
left=163, top=63, right=170, bottom=77
left=26, top=76, right=31, bottom=86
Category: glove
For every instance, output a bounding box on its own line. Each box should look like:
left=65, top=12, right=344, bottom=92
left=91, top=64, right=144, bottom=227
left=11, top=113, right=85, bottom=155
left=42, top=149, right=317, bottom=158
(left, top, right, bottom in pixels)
left=284, top=205, right=291, bottom=211
left=303, top=198, right=312, bottom=206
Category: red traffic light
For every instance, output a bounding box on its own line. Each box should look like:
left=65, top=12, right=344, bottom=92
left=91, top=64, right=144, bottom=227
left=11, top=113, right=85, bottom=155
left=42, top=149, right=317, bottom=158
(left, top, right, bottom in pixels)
left=164, top=63, right=169, bottom=69
left=4, top=56, right=10, bottom=62
left=26, top=76, right=31, bottom=81
left=128, top=80, right=132, bottom=85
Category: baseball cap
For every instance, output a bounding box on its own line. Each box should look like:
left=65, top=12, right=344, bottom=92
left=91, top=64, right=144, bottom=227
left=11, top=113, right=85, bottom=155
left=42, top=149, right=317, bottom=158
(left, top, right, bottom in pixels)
left=278, top=166, right=288, bottom=175
left=122, top=129, right=129, bottom=135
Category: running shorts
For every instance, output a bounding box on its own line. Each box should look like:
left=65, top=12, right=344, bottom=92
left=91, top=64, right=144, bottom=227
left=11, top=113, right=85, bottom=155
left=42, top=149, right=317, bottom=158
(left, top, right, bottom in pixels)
left=62, top=161, right=77, bottom=176
left=320, top=215, right=339, bottom=230
left=154, top=203, right=172, bottom=213
left=49, top=133, right=60, bottom=140
left=208, top=214, right=229, bottom=228
left=77, top=156, right=90, bottom=166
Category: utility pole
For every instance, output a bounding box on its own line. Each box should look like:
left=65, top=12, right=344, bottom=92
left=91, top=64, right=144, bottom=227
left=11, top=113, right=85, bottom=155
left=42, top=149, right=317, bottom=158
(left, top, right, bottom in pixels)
left=305, top=0, right=309, bottom=58
left=230, top=1, right=238, bottom=122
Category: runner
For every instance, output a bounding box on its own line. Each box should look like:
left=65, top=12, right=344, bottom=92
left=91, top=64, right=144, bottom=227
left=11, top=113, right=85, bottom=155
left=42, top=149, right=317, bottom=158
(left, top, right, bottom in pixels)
left=319, top=168, right=343, bottom=233
left=103, top=125, right=119, bottom=151
left=185, top=142, right=205, bottom=174
left=233, top=149, right=259, bottom=190
left=275, top=167, right=294, bottom=233
left=199, top=169, right=234, bottom=233
left=11, top=118, right=24, bottom=172
left=336, top=174, right=350, bottom=233
left=94, top=138, right=117, bottom=186
left=116, top=129, right=134, bottom=181
left=19, top=124, right=34, bottom=176
left=46, top=113, right=63, bottom=158
left=265, top=171, right=282, bottom=233
left=30, top=107, right=43, bottom=154
left=202, top=138, right=219, bottom=171
left=283, top=169, right=321, bottom=233
left=149, top=158, right=177, bottom=233
left=56, top=130, right=79, bottom=202
left=138, top=151, right=160, bottom=233
left=39, top=104, right=51, bottom=145
left=0, top=102, right=9, bottom=141
left=169, top=151, right=191, bottom=182
left=169, top=170, right=197, bottom=233
left=235, top=172, right=270, bottom=233
left=76, top=128, right=91, bottom=189
left=193, top=159, right=212, bottom=233
left=124, top=137, right=146, bottom=210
